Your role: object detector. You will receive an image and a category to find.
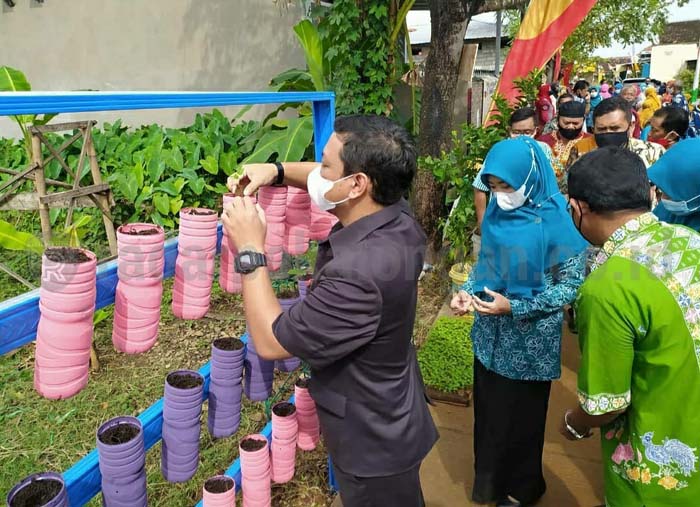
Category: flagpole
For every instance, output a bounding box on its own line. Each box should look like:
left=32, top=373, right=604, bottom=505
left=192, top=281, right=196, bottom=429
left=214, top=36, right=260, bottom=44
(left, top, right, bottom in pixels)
left=692, top=37, right=700, bottom=104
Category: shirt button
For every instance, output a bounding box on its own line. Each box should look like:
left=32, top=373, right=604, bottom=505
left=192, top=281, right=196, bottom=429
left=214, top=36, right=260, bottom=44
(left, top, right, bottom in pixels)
left=534, top=217, right=542, bottom=224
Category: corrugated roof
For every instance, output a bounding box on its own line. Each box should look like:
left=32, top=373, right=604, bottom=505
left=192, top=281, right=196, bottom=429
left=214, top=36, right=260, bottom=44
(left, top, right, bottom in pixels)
left=408, top=11, right=503, bottom=45
left=658, top=20, right=700, bottom=45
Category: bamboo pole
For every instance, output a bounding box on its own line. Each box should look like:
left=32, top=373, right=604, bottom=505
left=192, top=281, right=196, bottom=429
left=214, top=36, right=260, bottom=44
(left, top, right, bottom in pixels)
left=31, top=134, right=52, bottom=246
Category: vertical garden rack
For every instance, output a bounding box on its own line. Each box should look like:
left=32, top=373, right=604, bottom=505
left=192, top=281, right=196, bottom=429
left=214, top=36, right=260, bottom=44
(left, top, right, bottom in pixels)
left=0, top=91, right=336, bottom=506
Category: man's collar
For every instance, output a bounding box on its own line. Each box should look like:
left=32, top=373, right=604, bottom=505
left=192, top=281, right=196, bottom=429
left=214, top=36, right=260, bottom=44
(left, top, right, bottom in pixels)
left=325, top=199, right=408, bottom=252
left=593, top=212, right=659, bottom=269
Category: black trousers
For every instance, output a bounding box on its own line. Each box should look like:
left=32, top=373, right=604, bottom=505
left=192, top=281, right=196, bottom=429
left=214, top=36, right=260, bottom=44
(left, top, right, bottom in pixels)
left=333, top=463, right=425, bottom=507
left=472, top=359, right=552, bottom=506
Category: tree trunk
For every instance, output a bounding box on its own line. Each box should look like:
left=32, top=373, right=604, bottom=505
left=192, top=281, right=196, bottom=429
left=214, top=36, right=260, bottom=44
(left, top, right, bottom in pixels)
left=413, top=0, right=484, bottom=262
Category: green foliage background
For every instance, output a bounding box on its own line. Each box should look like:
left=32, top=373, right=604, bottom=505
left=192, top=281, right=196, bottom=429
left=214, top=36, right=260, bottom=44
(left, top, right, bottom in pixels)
left=418, top=315, right=475, bottom=393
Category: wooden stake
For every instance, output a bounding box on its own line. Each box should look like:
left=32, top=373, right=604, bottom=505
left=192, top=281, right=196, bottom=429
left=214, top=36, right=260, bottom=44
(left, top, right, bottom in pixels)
left=31, top=135, right=52, bottom=246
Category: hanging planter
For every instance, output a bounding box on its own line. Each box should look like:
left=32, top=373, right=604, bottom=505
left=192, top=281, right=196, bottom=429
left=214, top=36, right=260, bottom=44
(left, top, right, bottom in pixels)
left=208, top=338, right=245, bottom=438
left=244, top=339, right=274, bottom=402
left=294, top=378, right=320, bottom=451
left=96, top=416, right=148, bottom=507
left=35, top=247, right=96, bottom=400
left=270, top=402, right=298, bottom=484
left=284, top=188, right=311, bottom=255
left=274, top=290, right=301, bottom=372
left=113, top=223, right=165, bottom=354
left=309, top=202, right=338, bottom=241
left=297, top=275, right=312, bottom=299
left=239, top=434, right=271, bottom=507
left=161, top=370, right=204, bottom=483
left=258, top=186, right=287, bottom=272
left=219, top=194, right=258, bottom=294
left=172, top=208, right=218, bottom=320
left=202, top=475, right=236, bottom=507
left=6, top=472, right=68, bottom=507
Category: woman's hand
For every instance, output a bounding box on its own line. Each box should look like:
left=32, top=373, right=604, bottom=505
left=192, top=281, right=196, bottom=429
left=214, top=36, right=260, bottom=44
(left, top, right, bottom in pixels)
left=472, top=287, right=512, bottom=316
left=450, top=290, right=473, bottom=315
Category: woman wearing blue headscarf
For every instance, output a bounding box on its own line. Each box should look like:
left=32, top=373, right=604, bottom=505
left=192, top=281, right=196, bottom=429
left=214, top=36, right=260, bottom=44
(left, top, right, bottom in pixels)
left=451, top=137, right=587, bottom=507
left=648, top=138, right=700, bottom=232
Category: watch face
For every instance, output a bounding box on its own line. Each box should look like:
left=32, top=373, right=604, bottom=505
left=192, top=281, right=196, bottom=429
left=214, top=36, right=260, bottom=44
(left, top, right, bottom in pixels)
left=239, top=253, right=252, bottom=266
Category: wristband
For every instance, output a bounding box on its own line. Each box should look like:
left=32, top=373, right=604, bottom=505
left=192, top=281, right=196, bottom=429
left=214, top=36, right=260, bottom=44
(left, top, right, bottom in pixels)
left=565, top=410, right=591, bottom=440
left=273, top=162, right=284, bottom=186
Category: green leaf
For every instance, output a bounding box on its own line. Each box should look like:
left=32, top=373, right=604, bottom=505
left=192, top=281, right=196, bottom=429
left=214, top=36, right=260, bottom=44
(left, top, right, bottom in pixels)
left=131, top=162, right=144, bottom=188
left=0, top=66, right=31, bottom=92
left=189, top=177, right=206, bottom=196
left=0, top=219, right=43, bottom=254
left=293, top=20, right=326, bottom=91
left=219, top=151, right=237, bottom=176
left=200, top=155, right=218, bottom=175
left=242, top=117, right=313, bottom=164
left=169, top=197, right=184, bottom=215
left=153, top=193, right=171, bottom=215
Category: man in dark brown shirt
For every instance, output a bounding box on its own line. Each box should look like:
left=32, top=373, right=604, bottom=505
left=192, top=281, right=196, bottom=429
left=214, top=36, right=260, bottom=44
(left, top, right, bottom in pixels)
left=223, top=115, right=438, bottom=507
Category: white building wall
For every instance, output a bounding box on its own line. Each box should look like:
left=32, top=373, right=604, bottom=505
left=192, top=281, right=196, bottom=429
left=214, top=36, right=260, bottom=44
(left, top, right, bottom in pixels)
left=650, top=43, right=699, bottom=82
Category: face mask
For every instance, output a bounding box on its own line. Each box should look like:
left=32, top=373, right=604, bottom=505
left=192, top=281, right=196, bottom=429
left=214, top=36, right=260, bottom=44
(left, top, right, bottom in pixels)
left=590, top=91, right=599, bottom=98
left=595, top=131, right=629, bottom=148
left=649, top=132, right=678, bottom=149
left=661, top=195, right=700, bottom=216
left=559, top=125, right=583, bottom=140
left=509, top=133, right=536, bottom=139
left=306, top=166, right=354, bottom=212
left=494, top=165, right=533, bottom=211
left=570, top=201, right=592, bottom=245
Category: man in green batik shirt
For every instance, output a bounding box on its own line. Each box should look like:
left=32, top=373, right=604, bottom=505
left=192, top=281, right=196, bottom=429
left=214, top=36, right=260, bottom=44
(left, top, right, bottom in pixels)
left=561, top=146, right=700, bottom=507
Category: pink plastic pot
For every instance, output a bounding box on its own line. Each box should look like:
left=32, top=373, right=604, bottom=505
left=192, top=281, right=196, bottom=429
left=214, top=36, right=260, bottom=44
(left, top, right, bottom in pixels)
left=294, top=382, right=320, bottom=451
left=203, top=475, right=236, bottom=507
left=114, top=293, right=162, bottom=319
left=36, top=322, right=93, bottom=351
left=115, top=282, right=164, bottom=309
left=34, top=371, right=88, bottom=400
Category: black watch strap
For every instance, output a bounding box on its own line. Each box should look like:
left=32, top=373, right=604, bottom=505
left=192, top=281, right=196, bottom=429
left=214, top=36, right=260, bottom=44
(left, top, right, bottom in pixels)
left=273, top=162, right=284, bottom=186
left=234, top=251, right=267, bottom=274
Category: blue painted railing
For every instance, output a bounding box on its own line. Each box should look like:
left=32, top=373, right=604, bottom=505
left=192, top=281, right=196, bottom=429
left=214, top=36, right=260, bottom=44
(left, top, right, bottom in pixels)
left=0, top=91, right=335, bottom=505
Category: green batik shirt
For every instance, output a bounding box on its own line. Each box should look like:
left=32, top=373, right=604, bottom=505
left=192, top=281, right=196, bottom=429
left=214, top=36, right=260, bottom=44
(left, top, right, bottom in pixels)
left=575, top=213, right=700, bottom=507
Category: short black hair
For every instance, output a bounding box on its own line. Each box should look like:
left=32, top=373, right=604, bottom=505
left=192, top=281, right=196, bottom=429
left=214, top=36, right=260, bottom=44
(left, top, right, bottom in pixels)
left=573, top=80, right=589, bottom=92
left=509, top=107, right=536, bottom=126
left=568, top=147, right=651, bottom=214
left=593, top=96, right=633, bottom=124
left=653, top=106, right=689, bottom=136
left=334, top=115, right=416, bottom=206
left=557, top=93, right=574, bottom=106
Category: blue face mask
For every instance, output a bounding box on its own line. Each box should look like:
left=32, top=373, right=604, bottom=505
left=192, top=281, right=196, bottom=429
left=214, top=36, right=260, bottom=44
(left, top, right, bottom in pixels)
left=661, top=194, right=700, bottom=216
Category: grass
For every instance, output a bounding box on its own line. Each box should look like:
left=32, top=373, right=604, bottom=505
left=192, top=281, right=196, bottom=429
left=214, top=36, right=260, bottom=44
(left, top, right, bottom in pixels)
left=0, top=259, right=448, bottom=506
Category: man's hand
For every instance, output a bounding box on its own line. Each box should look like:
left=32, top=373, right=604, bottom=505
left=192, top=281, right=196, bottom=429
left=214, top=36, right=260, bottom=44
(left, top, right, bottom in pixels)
left=472, top=287, right=511, bottom=316
left=222, top=197, right=267, bottom=252
left=559, top=409, right=593, bottom=441
left=227, top=163, right=278, bottom=196
left=451, top=290, right=474, bottom=315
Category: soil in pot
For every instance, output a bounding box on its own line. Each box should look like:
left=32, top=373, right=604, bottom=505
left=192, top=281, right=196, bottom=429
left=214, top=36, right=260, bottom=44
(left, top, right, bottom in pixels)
left=98, top=423, right=140, bottom=445
left=167, top=372, right=204, bottom=389
left=295, top=377, right=309, bottom=389
left=213, top=337, right=244, bottom=351
left=272, top=402, right=296, bottom=417
left=184, top=209, right=215, bottom=216
left=44, top=247, right=90, bottom=264
left=9, top=478, right=62, bottom=507
left=240, top=437, right=267, bottom=452
left=122, top=228, right=160, bottom=236
left=204, top=477, right=234, bottom=494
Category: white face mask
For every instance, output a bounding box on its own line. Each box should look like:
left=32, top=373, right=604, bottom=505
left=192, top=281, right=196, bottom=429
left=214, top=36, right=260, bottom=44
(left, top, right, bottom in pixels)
left=493, top=164, right=534, bottom=211
left=307, top=165, right=354, bottom=212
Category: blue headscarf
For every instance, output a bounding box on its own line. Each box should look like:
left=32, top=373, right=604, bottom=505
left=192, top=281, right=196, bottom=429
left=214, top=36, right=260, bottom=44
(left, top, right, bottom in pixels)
left=589, top=85, right=603, bottom=109
left=472, top=137, right=588, bottom=298
left=648, top=138, right=700, bottom=232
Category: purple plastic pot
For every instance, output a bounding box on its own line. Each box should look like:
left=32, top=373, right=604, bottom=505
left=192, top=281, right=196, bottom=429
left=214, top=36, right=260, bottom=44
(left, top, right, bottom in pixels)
left=275, top=299, right=301, bottom=372
left=207, top=338, right=245, bottom=437
left=6, top=472, right=68, bottom=507
left=244, top=343, right=274, bottom=402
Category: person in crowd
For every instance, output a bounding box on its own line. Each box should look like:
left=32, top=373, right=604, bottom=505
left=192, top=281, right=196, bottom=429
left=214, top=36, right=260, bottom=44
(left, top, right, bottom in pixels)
left=549, top=82, right=560, bottom=113
left=537, top=101, right=591, bottom=189
left=649, top=138, right=700, bottom=231
left=600, top=83, right=612, bottom=99
left=620, top=85, right=642, bottom=138
left=223, top=114, right=438, bottom=507
left=453, top=137, right=587, bottom=507
left=542, top=93, right=575, bottom=135
left=648, top=106, right=689, bottom=148
left=536, top=83, right=555, bottom=126
left=568, top=97, right=665, bottom=168
left=639, top=86, right=662, bottom=129
left=668, top=80, right=689, bottom=112
left=473, top=107, right=560, bottom=230
left=662, top=81, right=674, bottom=106
left=573, top=80, right=591, bottom=116
left=613, top=82, right=623, bottom=96
left=587, top=85, right=602, bottom=129
left=561, top=146, right=700, bottom=507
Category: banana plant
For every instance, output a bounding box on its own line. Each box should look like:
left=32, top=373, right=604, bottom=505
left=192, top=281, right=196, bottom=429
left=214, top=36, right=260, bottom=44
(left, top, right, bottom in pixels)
left=0, top=66, right=58, bottom=159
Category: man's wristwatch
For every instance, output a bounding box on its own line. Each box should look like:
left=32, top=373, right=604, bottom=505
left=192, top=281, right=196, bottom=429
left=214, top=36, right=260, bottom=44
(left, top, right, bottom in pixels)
left=234, top=251, right=267, bottom=274
left=273, top=162, right=284, bottom=186
left=565, top=410, right=591, bottom=440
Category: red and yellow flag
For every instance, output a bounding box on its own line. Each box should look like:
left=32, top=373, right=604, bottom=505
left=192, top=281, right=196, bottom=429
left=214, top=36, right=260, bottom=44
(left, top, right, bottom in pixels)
left=492, top=0, right=596, bottom=106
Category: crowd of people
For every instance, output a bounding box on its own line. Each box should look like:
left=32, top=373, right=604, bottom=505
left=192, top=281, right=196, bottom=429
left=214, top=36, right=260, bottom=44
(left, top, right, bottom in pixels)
left=456, top=77, right=700, bottom=506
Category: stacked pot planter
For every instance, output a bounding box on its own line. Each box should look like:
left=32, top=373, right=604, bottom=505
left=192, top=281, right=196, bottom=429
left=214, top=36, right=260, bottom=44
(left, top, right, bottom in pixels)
left=258, top=186, right=287, bottom=272
left=113, top=223, right=165, bottom=354
left=239, top=434, right=271, bottom=507
left=161, top=370, right=204, bottom=483
left=97, top=416, right=147, bottom=507
left=309, top=202, right=338, bottom=241
left=284, top=188, right=310, bottom=255
left=202, top=475, right=236, bottom=507
left=220, top=193, right=259, bottom=294
left=294, top=378, right=320, bottom=451
left=35, top=247, right=97, bottom=400
left=173, top=208, right=218, bottom=320
left=244, top=339, right=274, bottom=402
left=270, top=402, right=298, bottom=484
left=208, top=337, right=245, bottom=438
left=6, top=472, right=68, bottom=507
left=275, top=296, right=301, bottom=372
left=297, top=276, right=312, bottom=299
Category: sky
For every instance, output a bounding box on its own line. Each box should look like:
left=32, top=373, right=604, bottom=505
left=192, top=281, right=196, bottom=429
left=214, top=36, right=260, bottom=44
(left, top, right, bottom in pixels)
left=469, top=0, right=700, bottom=58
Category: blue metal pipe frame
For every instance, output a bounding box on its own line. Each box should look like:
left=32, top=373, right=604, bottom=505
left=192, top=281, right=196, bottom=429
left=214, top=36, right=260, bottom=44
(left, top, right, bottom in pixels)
left=0, top=91, right=336, bottom=506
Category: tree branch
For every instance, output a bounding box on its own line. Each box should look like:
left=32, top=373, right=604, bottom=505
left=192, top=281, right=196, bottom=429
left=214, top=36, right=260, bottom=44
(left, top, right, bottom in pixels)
left=475, top=0, right=528, bottom=14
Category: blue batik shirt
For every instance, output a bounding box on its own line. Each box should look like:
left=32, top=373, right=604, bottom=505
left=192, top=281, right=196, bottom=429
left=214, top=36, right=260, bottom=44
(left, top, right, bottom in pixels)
left=462, top=253, right=585, bottom=381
